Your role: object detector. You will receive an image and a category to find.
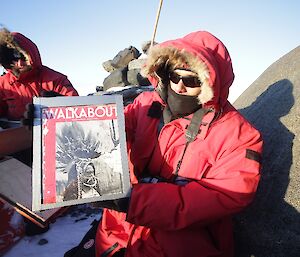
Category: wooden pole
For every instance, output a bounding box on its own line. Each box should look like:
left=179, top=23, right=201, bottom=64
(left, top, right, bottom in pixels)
left=151, top=0, right=164, bottom=48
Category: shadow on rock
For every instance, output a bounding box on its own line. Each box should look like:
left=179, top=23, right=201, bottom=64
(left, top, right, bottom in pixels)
left=234, top=79, right=300, bottom=257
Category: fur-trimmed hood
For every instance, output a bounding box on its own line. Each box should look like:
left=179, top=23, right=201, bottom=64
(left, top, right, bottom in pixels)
left=142, top=31, right=234, bottom=109
left=0, top=28, right=42, bottom=70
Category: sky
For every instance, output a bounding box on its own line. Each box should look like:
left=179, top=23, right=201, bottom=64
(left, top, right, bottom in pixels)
left=1, top=0, right=300, bottom=102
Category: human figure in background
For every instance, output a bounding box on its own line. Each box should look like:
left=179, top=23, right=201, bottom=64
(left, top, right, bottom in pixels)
left=92, top=31, right=263, bottom=257
left=0, top=27, right=78, bottom=121
left=0, top=27, right=78, bottom=253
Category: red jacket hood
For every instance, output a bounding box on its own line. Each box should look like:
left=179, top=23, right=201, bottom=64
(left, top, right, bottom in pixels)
left=11, top=32, right=42, bottom=69
left=143, top=31, right=235, bottom=110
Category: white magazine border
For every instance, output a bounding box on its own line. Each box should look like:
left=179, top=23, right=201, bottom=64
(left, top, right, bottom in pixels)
left=32, top=95, right=130, bottom=211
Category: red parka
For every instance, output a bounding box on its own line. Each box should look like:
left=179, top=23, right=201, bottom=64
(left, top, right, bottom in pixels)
left=95, top=31, right=263, bottom=257
left=0, top=32, right=78, bottom=254
left=0, top=32, right=78, bottom=120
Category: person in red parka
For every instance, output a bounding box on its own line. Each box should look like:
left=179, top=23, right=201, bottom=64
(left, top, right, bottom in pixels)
left=92, top=31, right=264, bottom=257
left=93, top=30, right=263, bottom=257
left=0, top=28, right=78, bottom=254
left=0, top=27, right=78, bottom=120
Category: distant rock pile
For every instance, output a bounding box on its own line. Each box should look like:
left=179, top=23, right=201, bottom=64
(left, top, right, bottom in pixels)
left=233, top=45, right=300, bottom=257
left=99, top=41, right=157, bottom=92
left=93, top=41, right=157, bottom=105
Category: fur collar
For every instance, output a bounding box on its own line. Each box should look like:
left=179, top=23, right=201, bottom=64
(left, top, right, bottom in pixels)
left=0, top=28, right=30, bottom=64
left=141, top=45, right=213, bottom=105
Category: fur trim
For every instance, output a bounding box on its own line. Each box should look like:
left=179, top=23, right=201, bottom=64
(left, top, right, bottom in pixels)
left=0, top=28, right=29, bottom=63
left=142, top=46, right=213, bottom=104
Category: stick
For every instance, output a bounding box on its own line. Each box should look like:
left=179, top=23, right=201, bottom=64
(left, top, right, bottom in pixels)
left=151, top=0, right=164, bottom=48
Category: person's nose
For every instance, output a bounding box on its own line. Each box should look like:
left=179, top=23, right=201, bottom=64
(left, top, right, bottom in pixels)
left=172, top=80, right=186, bottom=93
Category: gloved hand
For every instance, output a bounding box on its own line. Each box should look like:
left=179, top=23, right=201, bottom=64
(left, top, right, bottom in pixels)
left=139, top=176, right=167, bottom=183
left=92, top=190, right=131, bottom=213
left=140, top=175, right=191, bottom=185
left=155, top=61, right=170, bottom=83
left=100, top=197, right=131, bottom=213
left=40, top=90, right=63, bottom=97
left=21, top=91, right=63, bottom=130
left=21, top=103, right=35, bottom=130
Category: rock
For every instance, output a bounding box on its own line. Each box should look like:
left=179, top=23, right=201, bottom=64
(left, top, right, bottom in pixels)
left=110, top=46, right=141, bottom=70
left=127, top=69, right=150, bottom=86
left=102, top=60, right=116, bottom=73
left=102, top=67, right=128, bottom=91
left=233, top=46, right=300, bottom=257
left=128, top=58, right=146, bottom=70
left=38, top=238, right=48, bottom=245
left=95, top=85, right=103, bottom=92
left=102, top=66, right=150, bottom=91
left=96, top=86, right=154, bottom=106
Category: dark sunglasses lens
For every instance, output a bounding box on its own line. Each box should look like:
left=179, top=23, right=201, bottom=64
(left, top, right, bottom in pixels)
left=169, top=72, right=201, bottom=88
left=169, top=72, right=181, bottom=84
left=182, top=77, right=201, bottom=88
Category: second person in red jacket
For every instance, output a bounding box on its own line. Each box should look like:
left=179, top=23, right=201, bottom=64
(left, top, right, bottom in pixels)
left=0, top=28, right=78, bottom=121
left=0, top=28, right=78, bottom=254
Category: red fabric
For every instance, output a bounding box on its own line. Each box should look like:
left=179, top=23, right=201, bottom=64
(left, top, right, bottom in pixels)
left=0, top=33, right=78, bottom=120
left=149, top=31, right=235, bottom=111
left=95, top=31, right=262, bottom=257
left=0, top=32, right=78, bottom=252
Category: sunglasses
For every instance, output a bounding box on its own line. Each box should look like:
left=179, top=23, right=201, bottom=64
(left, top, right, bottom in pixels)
left=169, top=72, right=202, bottom=88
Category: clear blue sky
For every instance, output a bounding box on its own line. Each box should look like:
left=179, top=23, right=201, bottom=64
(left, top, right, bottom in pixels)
left=1, top=0, right=299, bottom=101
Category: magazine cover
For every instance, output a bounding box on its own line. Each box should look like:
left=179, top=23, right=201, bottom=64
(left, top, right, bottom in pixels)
left=32, top=95, right=130, bottom=211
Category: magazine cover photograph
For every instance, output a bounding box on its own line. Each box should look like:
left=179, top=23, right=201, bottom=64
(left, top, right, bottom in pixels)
left=32, top=95, right=130, bottom=211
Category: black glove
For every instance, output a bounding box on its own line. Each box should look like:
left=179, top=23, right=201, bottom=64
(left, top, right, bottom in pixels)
left=92, top=189, right=131, bottom=213
left=155, top=61, right=170, bottom=83
left=21, top=91, right=63, bottom=130
left=40, top=90, right=63, bottom=97
left=101, top=197, right=130, bottom=213
left=21, top=103, right=35, bottom=129
left=92, top=197, right=130, bottom=213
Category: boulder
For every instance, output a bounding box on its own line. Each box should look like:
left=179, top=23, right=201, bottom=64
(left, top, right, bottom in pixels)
left=127, top=69, right=150, bottom=86
left=102, top=60, right=116, bottom=73
left=110, top=46, right=141, bottom=69
left=102, top=67, right=128, bottom=91
left=128, top=58, right=146, bottom=70
left=93, top=86, right=154, bottom=106
left=233, top=46, right=300, bottom=257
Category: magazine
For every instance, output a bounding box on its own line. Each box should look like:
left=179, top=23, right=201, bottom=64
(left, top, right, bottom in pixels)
left=32, top=95, right=130, bottom=211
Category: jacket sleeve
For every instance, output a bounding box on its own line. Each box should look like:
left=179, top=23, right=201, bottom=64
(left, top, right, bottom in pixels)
left=123, top=94, right=142, bottom=185
left=124, top=96, right=139, bottom=150
left=124, top=92, right=159, bottom=184
left=124, top=91, right=157, bottom=150
left=126, top=127, right=263, bottom=231
left=52, top=76, right=79, bottom=96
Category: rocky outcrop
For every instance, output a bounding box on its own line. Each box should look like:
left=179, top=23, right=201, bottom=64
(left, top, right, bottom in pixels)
left=100, top=41, right=158, bottom=92
left=233, top=46, right=300, bottom=257
left=93, top=42, right=157, bottom=105
left=102, top=46, right=141, bottom=73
